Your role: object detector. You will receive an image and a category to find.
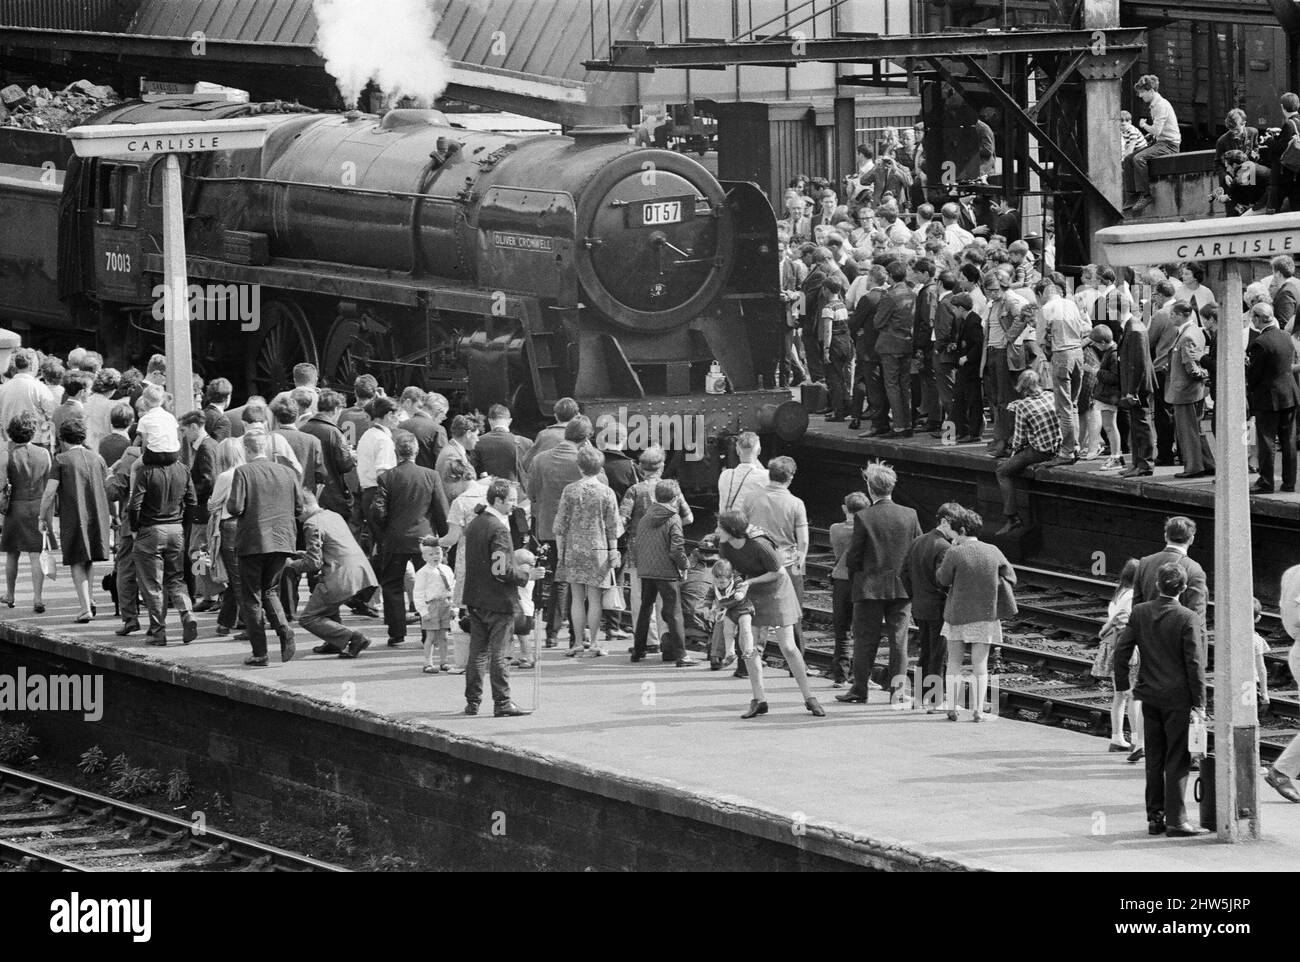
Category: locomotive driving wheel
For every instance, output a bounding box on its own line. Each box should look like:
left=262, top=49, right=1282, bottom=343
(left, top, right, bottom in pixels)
left=247, top=300, right=319, bottom=398
left=326, top=319, right=402, bottom=396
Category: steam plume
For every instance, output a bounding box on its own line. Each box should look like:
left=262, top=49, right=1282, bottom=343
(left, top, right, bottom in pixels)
left=313, top=0, right=452, bottom=109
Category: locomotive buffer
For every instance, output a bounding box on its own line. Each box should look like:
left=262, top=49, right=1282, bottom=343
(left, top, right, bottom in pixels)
left=67, top=119, right=278, bottom=415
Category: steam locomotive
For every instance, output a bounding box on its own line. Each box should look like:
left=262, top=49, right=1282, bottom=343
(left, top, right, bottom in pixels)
left=1, top=96, right=806, bottom=485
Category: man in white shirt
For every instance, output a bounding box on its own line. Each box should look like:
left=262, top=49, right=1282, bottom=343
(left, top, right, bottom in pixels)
left=941, top=202, right=974, bottom=255
left=1037, top=275, right=1090, bottom=464
left=0, top=350, right=54, bottom=448
left=355, top=395, right=400, bottom=548
left=717, top=431, right=769, bottom=513
left=1125, top=74, right=1181, bottom=215
left=136, top=384, right=180, bottom=456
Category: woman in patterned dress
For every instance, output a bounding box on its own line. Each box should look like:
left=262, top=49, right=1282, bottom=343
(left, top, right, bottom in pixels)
left=553, top=445, right=621, bottom=657
left=39, top=417, right=111, bottom=622
left=0, top=413, right=53, bottom=612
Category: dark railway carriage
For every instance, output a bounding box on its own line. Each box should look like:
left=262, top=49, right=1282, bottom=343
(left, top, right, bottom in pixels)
left=33, top=97, right=805, bottom=487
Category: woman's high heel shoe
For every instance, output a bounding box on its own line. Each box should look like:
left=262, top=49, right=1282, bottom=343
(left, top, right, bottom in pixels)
left=0, top=596, right=13, bottom=608
left=741, top=699, right=769, bottom=719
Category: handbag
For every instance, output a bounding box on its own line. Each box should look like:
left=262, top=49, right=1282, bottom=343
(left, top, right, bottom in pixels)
left=39, top=532, right=57, bottom=580
left=601, top=570, right=625, bottom=612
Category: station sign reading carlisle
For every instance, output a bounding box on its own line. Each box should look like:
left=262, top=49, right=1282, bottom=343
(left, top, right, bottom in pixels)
left=67, top=119, right=279, bottom=159
left=1096, top=212, right=1300, bottom=266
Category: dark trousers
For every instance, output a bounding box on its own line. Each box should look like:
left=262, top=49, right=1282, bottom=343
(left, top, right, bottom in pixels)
left=534, top=539, right=571, bottom=641
left=238, top=552, right=292, bottom=659
left=1173, top=400, right=1215, bottom=474
left=1126, top=140, right=1178, bottom=197
left=300, top=582, right=355, bottom=650
left=1255, top=406, right=1296, bottom=490
left=880, top=353, right=913, bottom=432
left=849, top=598, right=911, bottom=701
left=996, top=446, right=1054, bottom=518
left=1143, top=702, right=1192, bottom=825
left=935, top=357, right=958, bottom=425
left=825, top=333, right=854, bottom=417
left=1153, top=371, right=1176, bottom=462
left=465, top=606, right=513, bottom=709
left=830, top=577, right=853, bottom=683
left=634, top=577, right=687, bottom=661
left=380, top=551, right=424, bottom=641
left=915, top=618, right=946, bottom=704
left=359, top=487, right=380, bottom=553
left=115, top=530, right=139, bottom=624
left=852, top=356, right=890, bottom=429
left=217, top=518, right=242, bottom=631
left=133, top=523, right=194, bottom=642
left=953, top=365, right=984, bottom=438
left=985, top=348, right=1016, bottom=446
left=1128, top=398, right=1155, bottom=471
left=802, top=325, right=825, bottom=381
left=917, top=355, right=941, bottom=426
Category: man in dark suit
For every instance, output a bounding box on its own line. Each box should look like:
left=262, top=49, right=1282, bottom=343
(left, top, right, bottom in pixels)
left=473, top=404, right=532, bottom=485
left=800, top=245, right=838, bottom=384
left=1115, top=563, right=1208, bottom=837
left=202, top=378, right=233, bottom=441
left=226, top=430, right=305, bottom=666
left=1118, top=310, right=1158, bottom=478
left=522, top=397, right=578, bottom=473
left=461, top=479, right=542, bottom=717
left=1247, top=302, right=1299, bottom=493
left=928, top=272, right=961, bottom=436
left=875, top=260, right=917, bottom=438
left=900, top=502, right=959, bottom=709
left=1271, top=255, right=1300, bottom=327
left=179, top=411, right=219, bottom=608
left=849, top=262, right=890, bottom=434
left=1166, top=302, right=1216, bottom=479
left=1133, top=516, right=1208, bottom=675
left=372, top=433, right=449, bottom=645
left=911, top=258, right=941, bottom=432
left=837, top=462, right=923, bottom=705
left=271, top=397, right=326, bottom=493
left=1146, top=282, right=1179, bottom=466
left=402, top=391, right=447, bottom=471
left=300, top=390, right=357, bottom=517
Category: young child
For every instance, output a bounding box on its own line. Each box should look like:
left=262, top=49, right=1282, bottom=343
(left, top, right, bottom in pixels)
left=828, top=492, right=868, bottom=687
left=708, top=559, right=755, bottom=670
left=511, top=548, right=538, bottom=669
left=412, top=537, right=456, bottom=675
left=1253, top=597, right=1272, bottom=713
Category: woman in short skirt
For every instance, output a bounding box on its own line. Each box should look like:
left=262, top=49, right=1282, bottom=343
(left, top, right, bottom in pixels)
left=937, top=509, right=1016, bottom=722
left=0, top=413, right=52, bottom=612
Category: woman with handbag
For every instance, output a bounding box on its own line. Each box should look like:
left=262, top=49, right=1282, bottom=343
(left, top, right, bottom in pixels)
left=39, top=417, right=111, bottom=622
left=937, top=509, right=1017, bottom=722
left=552, top=445, right=621, bottom=658
left=0, top=413, right=53, bottom=613
left=1094, top=558, right=1143, bottom=758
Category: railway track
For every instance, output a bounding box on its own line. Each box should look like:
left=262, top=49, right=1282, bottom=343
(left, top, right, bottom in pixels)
left=0, top=766, right=347, bottom=873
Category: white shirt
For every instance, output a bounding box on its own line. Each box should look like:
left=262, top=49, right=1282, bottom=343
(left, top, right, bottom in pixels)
left=1038, top=296, right=1089, bottom=351
left=412, top=563, right=455, bottom=618
left=0, top=372, right=54, bottom=445
left=355, top=423, right=396, bottom=489
left=1173, top=282, right=1217, bottom=315
left=1145, top=92, right=1181, bottom=148
left=717, top=461, right=769, bottom=513
left=137, top=406, right=180, bottom=454
left=944, top=223, right=974, bottom=255
left=82, top=393, right=115, bottom=452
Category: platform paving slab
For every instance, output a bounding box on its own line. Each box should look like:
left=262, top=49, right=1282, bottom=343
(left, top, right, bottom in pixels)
left=1, top=579, right=1297, bottom=872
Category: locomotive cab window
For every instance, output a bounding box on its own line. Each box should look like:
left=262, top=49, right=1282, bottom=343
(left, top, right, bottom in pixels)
left=94, top=163, right=142, bottom=227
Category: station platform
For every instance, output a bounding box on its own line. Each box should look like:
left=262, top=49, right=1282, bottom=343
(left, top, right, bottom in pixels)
left=784, top=419, right=1300, bottom=605
left=2, top=580, right=1297, bottom=872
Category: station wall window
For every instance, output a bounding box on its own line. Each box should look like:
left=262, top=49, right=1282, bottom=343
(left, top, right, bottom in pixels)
left=93, top=163, right=143, bottom=227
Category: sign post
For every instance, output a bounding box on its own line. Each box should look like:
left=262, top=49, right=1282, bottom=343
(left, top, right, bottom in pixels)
left=68, top=118, right=277, bottom=416
left=1097, top=214, right=1285, bottom=843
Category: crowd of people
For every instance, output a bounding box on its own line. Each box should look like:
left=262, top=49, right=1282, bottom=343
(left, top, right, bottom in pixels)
left=0, top=342, right=1295, bottom=824
left=1209, top=89, right=1300, bottom=217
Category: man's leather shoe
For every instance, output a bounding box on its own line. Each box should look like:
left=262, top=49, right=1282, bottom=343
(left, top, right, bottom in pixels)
left=1119, top=467, right=1153, bottom=478
left=387, top=638, right=406, bottom=647
left=215, top=624, right=232, bottom=636
left=193, top=598, right=216, bottom=612
left=1283, top=486, right=1296, bottom=493
left=1127, top=747, right=1145, bottom=763
left=494, top=702, right=531, bottom=717
left=740, top=699, right=768, bottom=719
left=630, top=654, right=644, bottom=662
left=182, top=619, right=199, bottom=645
left=1252, top=481, right=1276, bottom=494
left=280, top=632, right=296, bottom=663
left=1166, top=822, right=1209, bottom=837
left=1173, top=470, right=1202, bottom=479
left=146, top=638, right=167, bottom=647
left=115, top=622, right=141, bottom=636
left=349, top=603, right=380, bottom=618
left=1148, top=820, right=1166, bottom=835
left=313, top=644, right=341, bottom=655
left=674, top=657, right=699, bottom=667
left=340, top=633, right=371, bottom=659
left=464, top=703, right=479, bottom=716
left=1265, top=766, right=1300, bottom=802
left=835, top=692, right=868, bottom=704
left=244, top=656, right=269, bottom=667
left=882, top=429, right=913, bottom=439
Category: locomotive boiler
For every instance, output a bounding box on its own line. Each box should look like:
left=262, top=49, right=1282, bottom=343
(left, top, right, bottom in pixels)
left=41, top=96, right=805, bottom=484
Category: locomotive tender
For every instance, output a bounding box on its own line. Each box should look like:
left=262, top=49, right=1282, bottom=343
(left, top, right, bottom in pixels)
left=2, top=96, right=806, bottom=483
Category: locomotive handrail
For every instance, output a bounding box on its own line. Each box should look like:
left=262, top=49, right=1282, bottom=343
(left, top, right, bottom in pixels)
left=196, top=175, right=465, bottom=204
